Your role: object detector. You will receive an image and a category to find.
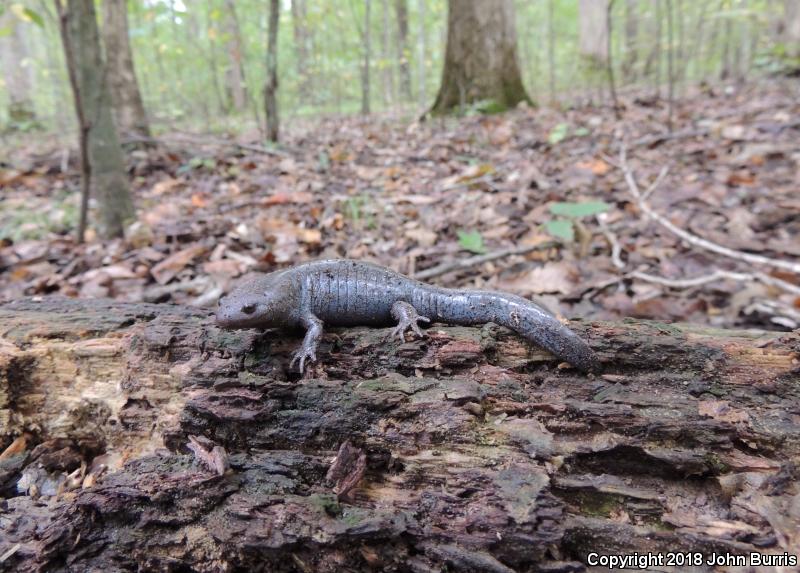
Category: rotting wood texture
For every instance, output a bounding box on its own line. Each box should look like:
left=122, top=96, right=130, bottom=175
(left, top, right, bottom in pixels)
left=0, top=296, right=798, bottom=572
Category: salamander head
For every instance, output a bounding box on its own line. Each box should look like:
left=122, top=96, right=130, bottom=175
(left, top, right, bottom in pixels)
left=216, top=274, right=283, bottom=329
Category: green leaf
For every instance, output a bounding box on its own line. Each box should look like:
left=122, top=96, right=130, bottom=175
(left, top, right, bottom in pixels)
left=317, top=151, right=330, bottom=172
left=574, top=127, right=590, bottom=137
left=544, top=219, right=575, bottom=241
left=9, top=4, right=43, bottom=27
left=22, top=8, right=44, bottom=27
left=457, top=230, right=487, bottom=254
left=548, top=123, right=570, bottom=144
left=549, top=201, right=610, bottom=218
left=467, top=99, right=507, bottom=115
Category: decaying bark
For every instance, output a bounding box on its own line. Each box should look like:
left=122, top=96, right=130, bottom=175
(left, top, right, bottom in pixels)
left=0, top=296, right=798, bottom=572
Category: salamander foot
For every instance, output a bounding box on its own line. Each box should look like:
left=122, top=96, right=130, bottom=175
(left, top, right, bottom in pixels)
left=390, top=301, right=430, bottom=342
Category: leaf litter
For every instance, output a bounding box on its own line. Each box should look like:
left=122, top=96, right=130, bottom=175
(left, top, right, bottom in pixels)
left=1, top=81, right=798, bottom=330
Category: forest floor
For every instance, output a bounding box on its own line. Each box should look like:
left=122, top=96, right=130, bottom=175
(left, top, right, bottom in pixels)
left=1, top=79, right=799, bottom=331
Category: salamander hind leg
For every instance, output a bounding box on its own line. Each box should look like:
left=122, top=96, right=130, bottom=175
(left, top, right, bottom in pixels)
left=389, top=301, right=430, bottom=341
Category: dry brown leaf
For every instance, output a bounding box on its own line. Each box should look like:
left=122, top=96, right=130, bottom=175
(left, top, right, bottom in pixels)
left=125, top=221, right=154, bottom=249
left=190, top=193, right=209, bottom=208
left=405, top=227, right=438, bottom=247
left=151, top=245, right=207, bottom=285
left=498, top=261, right=578, bottom=296
left=203, top=259, right=243, bottom=278
left=486, top=120, right=514, bottom=146
left=79, top=271, right=112, bottom=298
left=576, top=158, right=610, bottom=175
left=151, top=177, right=182, bottom=195
left=90, top=265, right=138, bottom=280
left=262, top=191, right=314, bottom=205
left=142, top=202, right=182, bottom=227
left=329, top=144, right=352, bottom=163
left=442, top=163, right=495, bottom=187
left=0, top=434, right=28, bottom=460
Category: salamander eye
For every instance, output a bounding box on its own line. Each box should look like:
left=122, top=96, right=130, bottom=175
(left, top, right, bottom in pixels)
left=241, top=303, right=257, bottom=315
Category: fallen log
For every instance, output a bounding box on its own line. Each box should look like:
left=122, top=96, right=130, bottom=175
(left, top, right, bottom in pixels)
left=0, top=296, right=798, bottom=572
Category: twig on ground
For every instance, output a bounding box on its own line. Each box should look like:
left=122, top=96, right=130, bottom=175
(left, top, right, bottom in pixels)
left=619, top=142, right=800, bottom=275
left=596, top=213, right=625, bottom=270
left=642, top=165, right=670, bottom=201
left=123, top=133, right=292, bottom=157
left=414, top=242, right=559, bottom=281
left=629, top=127, right=709, bottom=149
left=628, top=269, right=800, bottom=296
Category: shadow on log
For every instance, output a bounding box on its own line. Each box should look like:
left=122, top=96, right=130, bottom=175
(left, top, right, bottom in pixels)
left=0, top=296, right=798, bottom=572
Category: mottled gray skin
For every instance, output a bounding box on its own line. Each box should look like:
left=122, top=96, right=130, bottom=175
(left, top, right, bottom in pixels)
left=216, top=259, right=598, bottom=372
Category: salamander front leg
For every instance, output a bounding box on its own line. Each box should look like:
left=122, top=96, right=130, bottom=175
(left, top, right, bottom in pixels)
left=290, top=313, right=323, bottom=373
left=390, top=301, right=430, bottom=342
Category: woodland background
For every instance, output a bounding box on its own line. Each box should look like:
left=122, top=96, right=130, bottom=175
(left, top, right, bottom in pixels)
left=2, top=0, right=799, bottom=128
left=1, top=0, right=799, bottom=331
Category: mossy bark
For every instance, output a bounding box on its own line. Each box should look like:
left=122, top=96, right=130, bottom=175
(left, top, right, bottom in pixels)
left=0, top=297, right=798, bottom=572
left=431, top=0, right=532, bottom=114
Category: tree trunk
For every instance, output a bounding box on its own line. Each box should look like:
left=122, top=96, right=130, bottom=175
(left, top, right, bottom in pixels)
left=432, top=0, right=529, bottom=114
left=606, top=0, right=620, bottom=116
left=0, top=10, right=37, bottom=128
left=264, top=0, right=280, bottom=142
left=547, top=0, right=556, bottom=104
left=578, top=0, right=610, bottom=66
left=783, top=0, right=800, bottom=57
left=394, top=0, right=412, bottom=100
left=223, top=0, right=248, bottom=112
left=291, top=0, right=313, bottom=105
left=416, top=0, right=427, bottom=109
left=1, top=296, right=799, bottom=571
left=645, top=0, right=663, bottom=97
left=200, top=0, right=226, bottom=115
left=56, top=0, right=136, bottom=240
left=720, top=13, right=733, bottom=80
left=101, top=0, right=151, bottom=140
left=666, top=0, right=674, bottom=130
left=622, top=0, right=638, bottom=81
left=361, top=0, right=372, bottom=115
left=381, top=0, right=395, bottom=107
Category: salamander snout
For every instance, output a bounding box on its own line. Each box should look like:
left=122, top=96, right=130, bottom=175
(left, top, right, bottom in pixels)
left=215, top=294, right=269, bottom=328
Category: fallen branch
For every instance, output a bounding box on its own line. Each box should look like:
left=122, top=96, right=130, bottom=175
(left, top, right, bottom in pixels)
left=123, top=133, right=292, bottom=157
left=414, top=241, right=559, bottom=281
left=628, top=269, right=800, bottom=296
left=629, top=127, right=709, bottom=149
left=619, top=143, right=800, bottom=275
